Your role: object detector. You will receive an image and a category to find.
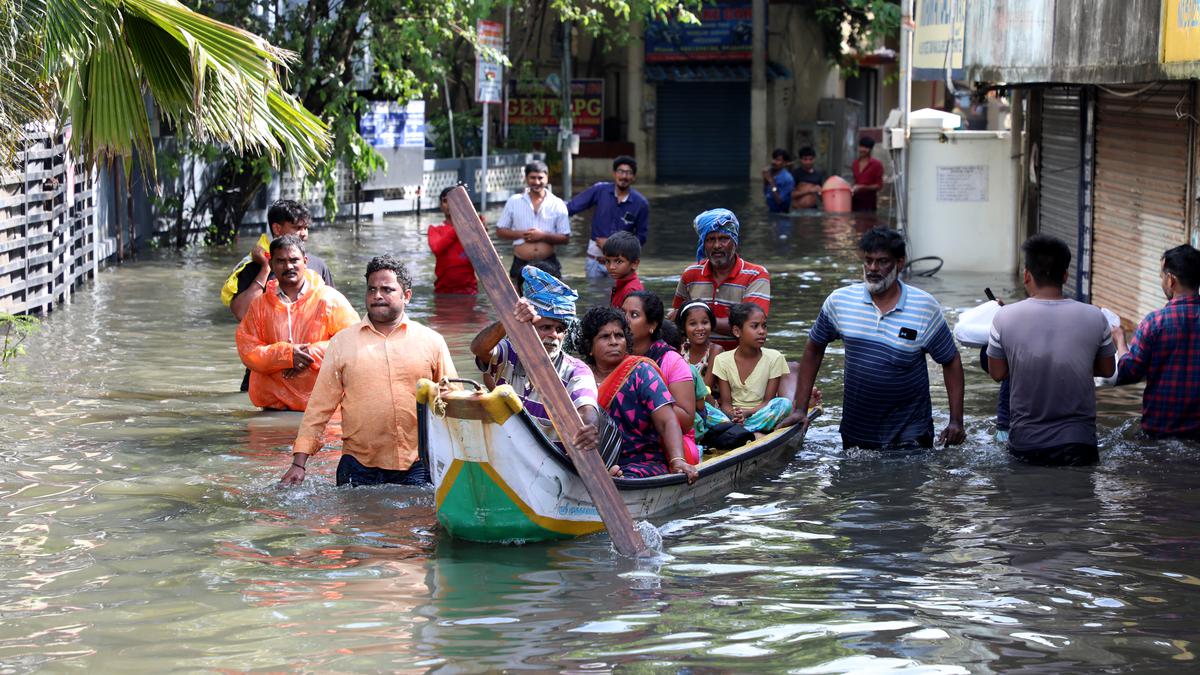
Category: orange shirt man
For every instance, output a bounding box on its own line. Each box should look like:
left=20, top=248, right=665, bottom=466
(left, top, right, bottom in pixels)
left=235, top=235, right=359, bottom=411
left=280, top=256, right=457, bottom=487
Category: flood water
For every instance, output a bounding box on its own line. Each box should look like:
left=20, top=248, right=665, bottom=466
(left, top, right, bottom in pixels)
left=2, top=183, right=1198, bottom=672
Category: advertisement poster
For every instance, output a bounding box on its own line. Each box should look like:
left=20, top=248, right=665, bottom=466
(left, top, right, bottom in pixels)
left=359, top=100, right=425, bottom=149
left=644, top=2, right=755, bottom=63
left=506, top=79, right=604, bottom=141
left=475, top=19, right=504, bottom=104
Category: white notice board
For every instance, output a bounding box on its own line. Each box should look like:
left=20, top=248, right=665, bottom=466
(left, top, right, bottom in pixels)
left=936, top=165, right=988, bottom=202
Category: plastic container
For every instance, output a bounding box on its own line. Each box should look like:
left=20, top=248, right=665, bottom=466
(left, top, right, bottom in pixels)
left=953, top=300, right=1001, bottom=347
left=822, top=176, right=852, bottom=212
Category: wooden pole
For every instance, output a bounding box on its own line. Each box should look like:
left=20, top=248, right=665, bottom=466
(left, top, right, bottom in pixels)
left=445, top=186, right=648, bottom=556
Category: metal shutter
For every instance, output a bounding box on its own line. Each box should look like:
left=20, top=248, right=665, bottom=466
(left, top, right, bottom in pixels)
left=1037, top=88, right=1086, bottom=298
left=1091, top=83, right=1192, bottom=325
left=655, top=82, right=750, bottom=181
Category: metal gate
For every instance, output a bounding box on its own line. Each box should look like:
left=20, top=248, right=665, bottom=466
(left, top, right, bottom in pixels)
left=1091, top=83, right=1193, bottom=324
left=655, top=82, right=750, bottom=181
left=1037, top=87, right=1089, bottom=298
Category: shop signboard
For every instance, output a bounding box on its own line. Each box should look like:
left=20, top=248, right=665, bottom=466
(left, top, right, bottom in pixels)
left=1163, top=0, right=1200, bottom=63
left=644, top=2, right=755, bottom=63
left=506, top=79, right=603, bottom=141
left=913, top=0, right=967, bottom=80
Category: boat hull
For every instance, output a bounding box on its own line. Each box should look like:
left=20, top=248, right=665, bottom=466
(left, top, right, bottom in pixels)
left=417, top=379, right=812, bottom=544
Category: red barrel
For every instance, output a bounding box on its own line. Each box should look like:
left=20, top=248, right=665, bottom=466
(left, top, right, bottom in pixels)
left=822, top=176, right=852, bottom=212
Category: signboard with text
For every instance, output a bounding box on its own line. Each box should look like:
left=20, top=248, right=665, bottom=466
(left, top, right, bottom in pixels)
left=1164, top=0, right=1200, bottom=63
left=507, top=79, right=604, bottom=142
left=914, top=0, right=967, bottom=80
left=475, top=19, right=504, bottom=103
left=644, top=2, right=755, bottom=63
left=359, top=100, right=425, bottom=149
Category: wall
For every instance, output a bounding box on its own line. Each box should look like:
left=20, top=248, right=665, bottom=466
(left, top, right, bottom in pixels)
left=0, top=128, right=115, bottom=316
left=965, top=0, right=1200, bottom=83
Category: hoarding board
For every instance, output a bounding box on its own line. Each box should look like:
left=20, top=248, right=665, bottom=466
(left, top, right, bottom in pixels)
left=644, top=2, right=754, bottom=63
left=1164, top=0, right=1200, bottom=63
left=507, top=79, right=603, bottom=141
left=914, top=0, right=967, bottom=80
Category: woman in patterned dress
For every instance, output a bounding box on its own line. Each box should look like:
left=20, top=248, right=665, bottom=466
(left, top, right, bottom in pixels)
left=573, top=306, right=698, bottom=484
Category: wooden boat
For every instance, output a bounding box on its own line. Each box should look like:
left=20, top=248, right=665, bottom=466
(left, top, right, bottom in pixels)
left=416, top=378, right=818, bottom=545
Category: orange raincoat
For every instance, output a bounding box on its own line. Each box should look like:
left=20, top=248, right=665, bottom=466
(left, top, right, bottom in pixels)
left=235, top=270, right=360, bottom=411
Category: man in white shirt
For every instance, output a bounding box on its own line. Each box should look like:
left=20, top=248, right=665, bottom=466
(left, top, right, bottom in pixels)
left=496, top=160, right=571, bottom=292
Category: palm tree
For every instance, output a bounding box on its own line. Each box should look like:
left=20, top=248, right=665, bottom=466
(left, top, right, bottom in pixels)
left=0, top=0, right=329, bottom=179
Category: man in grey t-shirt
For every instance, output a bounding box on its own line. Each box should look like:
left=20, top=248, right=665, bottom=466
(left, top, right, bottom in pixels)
left=987, top=235, right=1116, bottom=466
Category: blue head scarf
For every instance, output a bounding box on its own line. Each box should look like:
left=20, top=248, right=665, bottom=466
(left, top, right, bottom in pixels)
left=521, top=265, right=578, bottom=322
left=693, top=208, right=740, bottom=262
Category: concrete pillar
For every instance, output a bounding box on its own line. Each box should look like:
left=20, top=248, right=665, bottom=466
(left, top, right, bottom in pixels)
left=750, top=0, right=767, bottom=178
left=626, top=21, right=655, bottom=182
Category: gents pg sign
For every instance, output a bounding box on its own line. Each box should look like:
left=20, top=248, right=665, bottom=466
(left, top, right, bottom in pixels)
left=507, top=79, right=604, bottom=141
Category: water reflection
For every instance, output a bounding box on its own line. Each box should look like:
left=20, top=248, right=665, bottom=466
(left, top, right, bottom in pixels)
left=0, top=182, right=1197, bottom=670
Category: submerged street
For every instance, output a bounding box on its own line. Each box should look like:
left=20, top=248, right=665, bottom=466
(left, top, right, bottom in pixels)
left=1, top=183, right=1197, bottom=671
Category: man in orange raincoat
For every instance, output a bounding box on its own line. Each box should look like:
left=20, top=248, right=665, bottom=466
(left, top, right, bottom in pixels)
left=236, top=235, right=359, bottom=411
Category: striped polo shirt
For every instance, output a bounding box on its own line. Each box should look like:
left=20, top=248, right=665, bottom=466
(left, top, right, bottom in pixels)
left=672, top=256, right=771, bottom=349
left=809, top=281, right=958, bottom=449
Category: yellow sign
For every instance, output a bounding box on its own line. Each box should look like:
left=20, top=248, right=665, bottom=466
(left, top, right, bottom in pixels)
left=1164, top=0, right=1200, bottom=62
left=914, top=0, right=967, bottom=75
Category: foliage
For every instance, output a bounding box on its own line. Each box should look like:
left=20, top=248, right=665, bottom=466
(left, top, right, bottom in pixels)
left=813, top=0, right=901, bottom=73
left=0, top=0, right=330, bottom=180
left=177, top=0, right=706, bottom=243
left=0, top=313, right=40, bottom=366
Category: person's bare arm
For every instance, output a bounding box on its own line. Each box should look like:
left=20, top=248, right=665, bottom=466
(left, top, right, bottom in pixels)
left=938, top=354, right=966, bottom=446
left=666, top=379, right=695, bottom=433
left=778, top=340, right=826, bottom=429
left=1093, top=352, right=1116, bottom=378
left=651, top=404, right=696, bottom=484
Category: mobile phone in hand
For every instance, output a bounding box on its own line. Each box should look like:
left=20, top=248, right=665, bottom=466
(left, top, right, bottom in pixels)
left=984, top=287, right=996, bottom=302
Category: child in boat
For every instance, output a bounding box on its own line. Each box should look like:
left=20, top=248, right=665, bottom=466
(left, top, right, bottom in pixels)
left=710, top=302, right=793, bottom=435
left=427, top=186, right=478, bottom=295
left=675, top=300, right=723, bottom=391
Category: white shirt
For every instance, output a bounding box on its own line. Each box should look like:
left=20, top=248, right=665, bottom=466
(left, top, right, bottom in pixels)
left=496, top=187, right=571, bottom=246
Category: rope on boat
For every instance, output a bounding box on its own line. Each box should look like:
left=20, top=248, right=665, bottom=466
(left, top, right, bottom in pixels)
left=431, top=378, right=450, bottom=419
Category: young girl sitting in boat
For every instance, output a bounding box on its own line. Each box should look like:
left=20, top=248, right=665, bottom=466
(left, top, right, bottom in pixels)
left=573, top=306, right=698, bottom=484
left=675, top=300, right=723, bottom=391
left=710, top=303, right=794, bottom=436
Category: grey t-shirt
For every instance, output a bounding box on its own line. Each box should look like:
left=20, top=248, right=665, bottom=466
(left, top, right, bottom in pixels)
left=987, top=298, right=1115, bottom=450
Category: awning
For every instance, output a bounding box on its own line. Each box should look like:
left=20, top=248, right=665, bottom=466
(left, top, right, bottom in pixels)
left=644, top=61, right=791, bottom=83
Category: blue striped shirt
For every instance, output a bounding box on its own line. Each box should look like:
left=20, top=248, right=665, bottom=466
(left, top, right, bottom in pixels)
left=810, top=281, right=958, bottom=448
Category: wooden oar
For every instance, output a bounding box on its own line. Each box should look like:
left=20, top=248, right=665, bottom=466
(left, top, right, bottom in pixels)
left=445, top=187, right=648, bottom=557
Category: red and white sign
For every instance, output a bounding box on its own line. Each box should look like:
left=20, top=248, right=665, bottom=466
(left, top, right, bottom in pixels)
left=475, top=20, right=504, bottom=104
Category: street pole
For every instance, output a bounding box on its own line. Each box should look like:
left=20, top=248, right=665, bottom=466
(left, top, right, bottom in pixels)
left=897, top=0, right=914, bottom=233
left=560, top=20, right=573, bottom=200
left=481, top=102, right=489, bottom=212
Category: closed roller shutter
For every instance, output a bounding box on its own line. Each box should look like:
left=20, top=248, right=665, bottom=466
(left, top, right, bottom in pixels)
left=1091, top=83, right=1192, bottom=324
left=1037, top=88, right=1086, bottom=298
left=656, top=82, right=750, bottom=181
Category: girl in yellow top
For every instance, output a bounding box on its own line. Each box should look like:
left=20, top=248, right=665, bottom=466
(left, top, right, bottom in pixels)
left=711, top=303, right=794, bottom=434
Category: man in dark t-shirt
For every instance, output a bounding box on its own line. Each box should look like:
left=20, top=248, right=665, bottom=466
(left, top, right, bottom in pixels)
left=790, top=146, right=827, bottom=210
left=226, top=200, right=336, bottom=391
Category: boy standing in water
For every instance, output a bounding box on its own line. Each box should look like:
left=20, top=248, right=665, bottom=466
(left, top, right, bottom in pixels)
left=603, top=231, right=644, bottom=308
left=427, top=186, right=478, bottom=295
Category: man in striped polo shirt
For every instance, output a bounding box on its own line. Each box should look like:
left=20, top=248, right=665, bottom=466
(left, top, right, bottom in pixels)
left=786, top=228, right=965, bottom=449
left=671, top=208, right=771, bottom=350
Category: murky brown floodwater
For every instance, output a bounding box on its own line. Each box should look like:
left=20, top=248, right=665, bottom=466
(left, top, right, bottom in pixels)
left=1, top=183, right=1197, bottom=672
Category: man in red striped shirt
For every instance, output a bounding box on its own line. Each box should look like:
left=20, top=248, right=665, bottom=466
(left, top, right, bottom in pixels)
left=671, top=208, right=771, bottom=350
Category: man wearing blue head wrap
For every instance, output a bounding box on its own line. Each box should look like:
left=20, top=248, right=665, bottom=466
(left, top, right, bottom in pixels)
left=470, top=266, right=600, bottom=447
left=672, top=208, right=772, bottom=350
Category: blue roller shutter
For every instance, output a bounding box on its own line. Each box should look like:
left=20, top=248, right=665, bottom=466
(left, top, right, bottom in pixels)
left=656, top=82, right=750, bottom=181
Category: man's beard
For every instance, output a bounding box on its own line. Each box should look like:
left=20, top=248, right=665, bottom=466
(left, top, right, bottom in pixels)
left=864, top=266, right=899, bottom=295
left=543, top=337, right=563, bottom=359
